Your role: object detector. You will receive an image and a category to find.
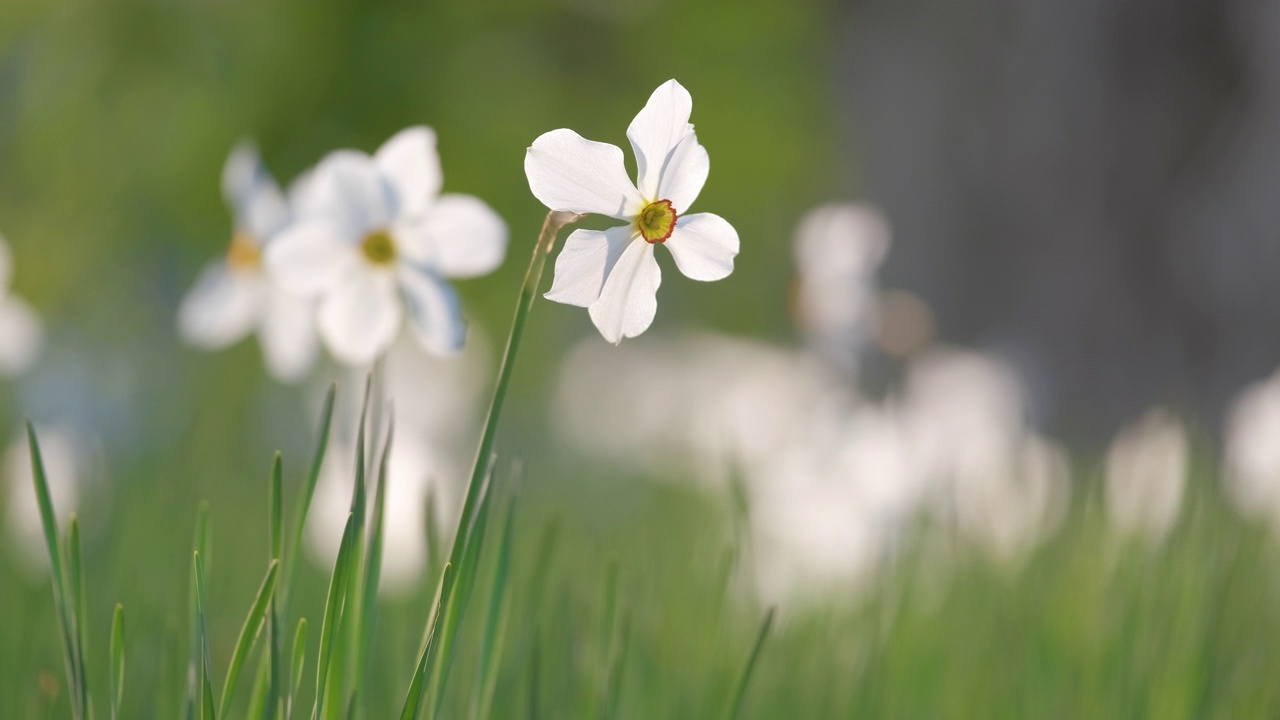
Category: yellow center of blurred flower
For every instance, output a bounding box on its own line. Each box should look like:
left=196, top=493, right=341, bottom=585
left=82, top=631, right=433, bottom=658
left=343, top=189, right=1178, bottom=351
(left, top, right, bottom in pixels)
left=226, top=231, right=262, bottom=270
left=361, top=229, right=398, bottom=266
left=637, top=199, right=677, bottom=243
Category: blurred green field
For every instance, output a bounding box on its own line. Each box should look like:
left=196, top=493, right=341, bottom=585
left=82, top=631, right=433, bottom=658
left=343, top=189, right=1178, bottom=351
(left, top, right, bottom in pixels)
left=3, top=2, right=1280, bottom=718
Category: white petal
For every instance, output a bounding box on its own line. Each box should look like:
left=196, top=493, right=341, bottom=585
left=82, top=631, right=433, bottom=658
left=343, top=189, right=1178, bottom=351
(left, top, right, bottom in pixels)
left=664, top=212, right=739, bottom=281
left=525, top=129, right=644, bottom=219
left=223, top=142, right=290, bottom=239
left=398, top=265, right=465, bottom=355
left=265, top=220, right=359, bottom=298
left=317, top=268, right=403, bottom=366
left=374, top=126, right=443, bottom=218
left=588, top=239, right=661, bottom=344
left=544, top=225, right=634, bottom=308
left=259, top=284, right=319, bottom=383
left=656, top=132, right=709, bottom=213
left=294, top=150, right=397, bottom=236
left=176, top=262, right=264, bottom=349
left=627, top=79, right=695, bottom=199
left=0, top=295, right=42, bottom=376
left=409, top=194, right=508, bottom=278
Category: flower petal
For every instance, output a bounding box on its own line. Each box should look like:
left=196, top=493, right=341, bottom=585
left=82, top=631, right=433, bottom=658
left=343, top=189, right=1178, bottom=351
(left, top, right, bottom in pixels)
left=656, top=132, right=709, bottom=213
left=402, top=194, right=508, bottom=278
left=374, top=126, right=443, bottom=218
left=0, top=295, right=42, bottom=376
left=588, top=239, right=661, bottom=344
left=223, top=141, right=290, bottom=239
left=259, top=284, right=319, bottom=383
left=525, top=129, right=644, bottom=219
left=265, top=220, right=359, bottom=298
left=317, top=268, right=403, bottom=366
left=294, top=150, right=397, bottom=236
left=545, top=225, right=634, bottom=308
left=177, top=262, right=264, bottom=349
left=398, top=265, right=465, bottom=355
left=627, top=79, right=695, bottom=200
left=664, top=212, right=739, bottom=281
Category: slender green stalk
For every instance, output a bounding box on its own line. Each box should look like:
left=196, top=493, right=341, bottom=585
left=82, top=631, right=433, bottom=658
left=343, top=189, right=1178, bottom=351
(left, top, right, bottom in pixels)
left=219, top=560, right=280, bottom=717
left=314, top=512, right=357, bottom=720
left=68, top=514, right=91, bottom=720
left=111, top=603, right=125, bottom=720
left=725, top=608, right=776, bottom=720
left=287, top=384, right=337, bottom=604
left=194, top=551, right=217, bottom=720
left=289, top=619, right=308, bottom=720
left=356, top=414, right=395, bottom=708
left=399, top=563, right=454, bottom=720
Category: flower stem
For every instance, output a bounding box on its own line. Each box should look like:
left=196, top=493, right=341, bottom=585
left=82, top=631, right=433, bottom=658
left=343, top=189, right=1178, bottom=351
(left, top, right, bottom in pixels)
left=450, top=210, right=578, bottom=566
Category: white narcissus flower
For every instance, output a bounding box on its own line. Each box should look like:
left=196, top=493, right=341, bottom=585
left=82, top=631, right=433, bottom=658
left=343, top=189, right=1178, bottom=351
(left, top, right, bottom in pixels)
left=525, top=79, right=740, bottom=343
left=1104, top=407, right=1188, bottom=542
left=177, top=143, right=319, bottom=382
left=266, top=127, right=508, bottom=365
left=0, top=234, right=44, bottom=376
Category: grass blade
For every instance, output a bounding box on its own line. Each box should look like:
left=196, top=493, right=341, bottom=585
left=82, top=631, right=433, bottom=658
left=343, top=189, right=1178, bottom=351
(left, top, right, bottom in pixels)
left=725, top=608, right=775, bottom=720
left=313, top=512, right=357, bottom=720
left=194, top=551, right=218, bottom=720
left=472, top=499, right=517, bottom=720
left=356, top=414, right=395, bottom=706
left=246, top=650, right=271, bottom=720
left=271, top=452, right=284, bottom=565
left=26, top=423, right=81, bottom=719
left=186, top=504, right=212, bottom=720
left=289, top=618, right=307, bottom=720
left=68, top=514, right=91, bottom=719
left=219, top=559, right=280, bottom=717
left=111, top=603, right=125, bottom=720
left=287, top=383, right=337, bottom=600
left=399, top=563, right=454, bottom=720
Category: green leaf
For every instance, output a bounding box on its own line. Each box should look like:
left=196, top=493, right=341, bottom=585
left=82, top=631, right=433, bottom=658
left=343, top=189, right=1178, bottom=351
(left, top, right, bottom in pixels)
left=219, top=559, right=280, bottom=718
left=194, top=551, right=218, bottom=720
left=399, top=563, right=454, bottom=720
left=287, top=383, right=336, bottom=602
left=725, top=607, right=775, bottom=720
left=314, top=512, right=357, bottom=720
left=472, top=498, right=517, bottom=720
left=271, top=452, right=284, bottom=564
left=356, top=415, right=395, bottom=704
left=68, top=514, right=91, bottom=719
left=26, top=423, right=81, bottom=720
left=290, top=618, right=307, bottom=720
left=111, top=603, right=125, bottom=720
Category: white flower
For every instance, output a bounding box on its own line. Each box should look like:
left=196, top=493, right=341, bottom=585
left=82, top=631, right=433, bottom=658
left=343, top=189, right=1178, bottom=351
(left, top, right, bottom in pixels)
left=177, top=142, right=319, bottom=382
left=1223, top=371, right=1280, bottom=524
left=0, top=234, right=43, bottom=377
left=1103, top=407, right=1188, bottom=542
left=525, top=79, right=740, bottom=343
left=267, top=127, right=508, bottom=365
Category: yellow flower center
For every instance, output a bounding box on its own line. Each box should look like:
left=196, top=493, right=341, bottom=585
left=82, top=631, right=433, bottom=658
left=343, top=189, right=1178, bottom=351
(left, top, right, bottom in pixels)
left=361, top=229, right=398, bottom=266
left=637, top=199, right=678, bottom=243
left=226, top=231, right=262, bottom=270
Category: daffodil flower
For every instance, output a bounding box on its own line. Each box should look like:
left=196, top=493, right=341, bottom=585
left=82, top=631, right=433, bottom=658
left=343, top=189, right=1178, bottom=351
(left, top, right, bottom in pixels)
left=0, top=233, right=43, bottom=377
left=525, top=79, right=740, bottom=343
left=266, top=127, right=508, bottom=366
left=177, top=143, right=318, bottom=382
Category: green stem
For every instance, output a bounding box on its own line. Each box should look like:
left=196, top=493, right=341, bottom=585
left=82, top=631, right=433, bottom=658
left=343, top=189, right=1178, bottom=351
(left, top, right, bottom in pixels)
left=449, top=210, right=578, bottom=571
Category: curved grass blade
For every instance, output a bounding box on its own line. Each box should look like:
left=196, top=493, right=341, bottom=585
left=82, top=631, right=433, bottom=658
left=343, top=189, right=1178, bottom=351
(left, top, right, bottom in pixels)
left=287, top=384, right=337, bottom=600
left=186, top=504, right=212, bottom=720
left=356, top=415, right=395, bottom=704
left=725, top=607, right=775, bottom=720
left=289, top=619, right=307, bottom=720
left=313, top=512, right=357, bottom=720
left=111, top=603, right=125, bottom=720
left=194, top=551, right=217, bottom=720
left=399, top=563, right=453, bottom=720
left=68, top=514, right=91, bottom=719
left=271, top=452, right=284, bottom=564
left=472, top=498, right=517, bottom=720
left=26, top=423, right=81, bottom=719
left=246, top=651, right=271, bottom=720
left=219, top=559, right=280, bottom=717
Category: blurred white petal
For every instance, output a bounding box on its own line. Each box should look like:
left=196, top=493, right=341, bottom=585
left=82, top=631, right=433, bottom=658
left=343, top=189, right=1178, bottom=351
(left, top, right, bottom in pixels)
left=176, top=262, right=263, bottom=351
left=294, top=151, right=397, bottom=237
left=399, top=265, right=465, bottom=356
left=1104, top=408, right=1187, bottom=542
left=664, top=212, right=738, bottom=282
left=265, top=221, right=358, bottom=298
left=409, top=194, right=508, bottom=279
left=222, top=141, right=290, bottom=240
left=259, top=284, right=319, bottom=383
left=374, top=126, right=443, bottom=218
left=317, top=267, right=402, bottom=366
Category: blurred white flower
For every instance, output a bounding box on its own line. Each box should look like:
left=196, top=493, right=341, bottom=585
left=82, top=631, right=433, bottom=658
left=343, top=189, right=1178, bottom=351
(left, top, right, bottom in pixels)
left=0, top=234, right=44, bottom=377
left=792, top=203, right=890, bottom=372
left=525, top=79, right=739, bottom=343
left=3, top=425, right=83, bottom=573
left=267, top=127, right=507, bottom=365
left=1223, top=371, right=1280, bottom=524
left=1103, top=407, right=1188, bottom=542
left=178, top=142, right=319, bottom=382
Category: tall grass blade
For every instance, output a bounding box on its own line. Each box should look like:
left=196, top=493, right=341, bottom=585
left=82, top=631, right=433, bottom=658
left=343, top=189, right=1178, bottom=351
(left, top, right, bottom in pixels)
left=288, top=383, right=337, bottom=600
left=472, top=498, right=517, bottom=720
left=399, top=563, right=453, bottom=720
left=68, top=514, right=91, bottom=719
left=219, top=559, right=280, bottom=717
left=725, top=607, right=775, bottom=720
left=313, top=512, right=357, bottom=720
left=110, top=603, right=125, bottom=720
left=26, top=423, right=81, bottom=720
left=271, top=452, right=284, bottom=565
left=246, top=651, right=271, bottom=720
left=186, top=504, right=211, bottom=720
left=289, top=618, right=307, bottom=720
left=356, top=414, right=394, bottom=706
left=194, top=551, right=217, bottom=720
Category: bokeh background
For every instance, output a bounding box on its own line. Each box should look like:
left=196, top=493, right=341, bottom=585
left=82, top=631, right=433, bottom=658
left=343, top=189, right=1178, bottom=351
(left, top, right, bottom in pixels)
left=3, top=0, right=1280, bottom=717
